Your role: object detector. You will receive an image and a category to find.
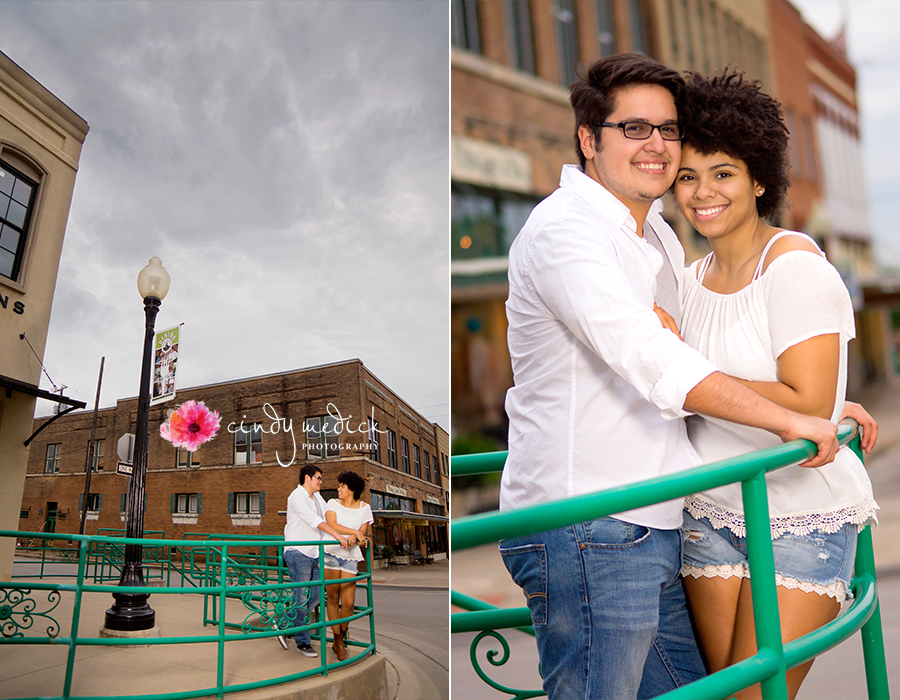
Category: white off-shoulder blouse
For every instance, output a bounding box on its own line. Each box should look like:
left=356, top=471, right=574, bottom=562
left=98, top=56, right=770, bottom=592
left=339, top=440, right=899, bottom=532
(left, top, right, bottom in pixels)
left=682, top=231, right=878, bottom=538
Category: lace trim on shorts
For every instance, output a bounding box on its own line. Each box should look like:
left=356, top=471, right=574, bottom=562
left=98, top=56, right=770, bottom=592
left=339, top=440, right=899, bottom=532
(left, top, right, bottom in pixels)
left=681, top=564, right=850, bottom=601
left=685, top=494, right=879, bottom=539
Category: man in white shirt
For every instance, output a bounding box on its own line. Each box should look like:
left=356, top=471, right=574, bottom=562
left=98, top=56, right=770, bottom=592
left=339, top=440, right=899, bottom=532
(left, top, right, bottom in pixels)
left=278, top=464, right=349, bottom=657
left=499, top=53, right=839, bottom=700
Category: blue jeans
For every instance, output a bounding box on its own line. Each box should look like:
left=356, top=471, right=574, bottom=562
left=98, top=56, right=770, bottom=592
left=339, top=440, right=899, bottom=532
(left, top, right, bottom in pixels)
left=281, top=549, right=320, bottom=647
left=500, top=517, right=706, bottom=700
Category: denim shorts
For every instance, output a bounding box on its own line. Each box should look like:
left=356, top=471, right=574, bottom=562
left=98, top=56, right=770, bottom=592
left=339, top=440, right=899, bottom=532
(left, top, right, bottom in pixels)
left=323, top=552, right=358, bottom=575
left=681, top=511, right=857, bottom=601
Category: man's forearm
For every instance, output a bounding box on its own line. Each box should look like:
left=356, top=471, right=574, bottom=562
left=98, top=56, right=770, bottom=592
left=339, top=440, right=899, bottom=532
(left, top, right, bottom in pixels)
left=317, top=522, right=347, bottom=542
left=685, top=371, right=795, bottom=436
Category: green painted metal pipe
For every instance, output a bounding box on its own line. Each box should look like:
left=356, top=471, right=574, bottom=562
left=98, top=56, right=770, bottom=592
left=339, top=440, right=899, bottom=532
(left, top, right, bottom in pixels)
left=451, top=425, right=856, bottom=552
left=452, top=607, right=534, bottom=634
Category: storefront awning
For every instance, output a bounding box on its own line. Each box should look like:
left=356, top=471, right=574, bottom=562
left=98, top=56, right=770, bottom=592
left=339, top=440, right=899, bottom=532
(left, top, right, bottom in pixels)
left=373, top=509, right=448, bottom=523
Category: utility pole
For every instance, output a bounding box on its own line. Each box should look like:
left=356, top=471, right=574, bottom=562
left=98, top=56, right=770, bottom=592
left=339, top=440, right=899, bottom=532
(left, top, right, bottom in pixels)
left=80, top=357, right=105, bottom=536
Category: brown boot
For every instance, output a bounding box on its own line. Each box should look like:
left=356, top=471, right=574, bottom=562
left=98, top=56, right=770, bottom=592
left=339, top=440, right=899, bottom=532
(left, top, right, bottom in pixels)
left=332, top=629, right=348, bottom=661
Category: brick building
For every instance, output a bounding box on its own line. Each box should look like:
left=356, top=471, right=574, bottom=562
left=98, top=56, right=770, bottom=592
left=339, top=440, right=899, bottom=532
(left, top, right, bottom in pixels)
left=19, top=359, right=449, bottom=566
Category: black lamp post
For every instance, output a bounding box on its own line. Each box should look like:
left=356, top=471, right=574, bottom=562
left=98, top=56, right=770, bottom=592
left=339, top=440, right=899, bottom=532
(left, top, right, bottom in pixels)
left=104, top=257, right=170, bottom=632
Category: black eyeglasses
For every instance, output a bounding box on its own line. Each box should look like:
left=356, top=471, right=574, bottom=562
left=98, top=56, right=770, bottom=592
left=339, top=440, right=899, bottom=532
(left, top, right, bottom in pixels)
left=600, top=121, right=683, bottom=141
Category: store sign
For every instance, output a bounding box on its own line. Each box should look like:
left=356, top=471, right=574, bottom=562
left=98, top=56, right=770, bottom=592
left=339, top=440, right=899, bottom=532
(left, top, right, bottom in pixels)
left=385, top=484, right=408, bottom=497
left=426, top=495, right=442, bottom=505
left=451, top=136, right=532, bottom=193
left=0, top=293, right=24, bottom=315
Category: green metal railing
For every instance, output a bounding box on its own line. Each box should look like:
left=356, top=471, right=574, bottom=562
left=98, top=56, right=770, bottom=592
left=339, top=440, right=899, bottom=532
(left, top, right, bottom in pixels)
left=451, top=420, right=890, bottom=700
left=1, top=530, right=376, bottom=700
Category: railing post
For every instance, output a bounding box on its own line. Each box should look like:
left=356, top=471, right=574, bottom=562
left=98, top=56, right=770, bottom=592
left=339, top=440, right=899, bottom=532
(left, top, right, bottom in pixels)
left=742, top=471, right=790, bottom=699
left=217, top=543, right=227, bottom=699
left=848, top=433, right=891, bottom=700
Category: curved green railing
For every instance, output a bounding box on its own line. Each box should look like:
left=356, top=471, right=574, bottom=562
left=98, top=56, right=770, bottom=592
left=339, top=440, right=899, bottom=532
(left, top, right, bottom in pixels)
left=1, top=530, right=376, bottom=700
left=451, top=420, right=890, bottom=700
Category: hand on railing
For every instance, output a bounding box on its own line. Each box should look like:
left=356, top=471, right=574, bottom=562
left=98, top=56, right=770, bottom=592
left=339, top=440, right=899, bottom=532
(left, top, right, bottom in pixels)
left=841, top=401, right=878, bottom=454
left=778, top=412, right=838, bottom=468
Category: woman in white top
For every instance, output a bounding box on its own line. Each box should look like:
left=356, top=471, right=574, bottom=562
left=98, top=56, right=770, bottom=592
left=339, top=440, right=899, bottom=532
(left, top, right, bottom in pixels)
left=323, top=470, right=373, bottom=661
left=665, top=68, right=878, bottom=699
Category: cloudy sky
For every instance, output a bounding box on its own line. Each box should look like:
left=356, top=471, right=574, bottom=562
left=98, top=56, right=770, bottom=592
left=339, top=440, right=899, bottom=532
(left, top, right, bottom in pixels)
left=793, top=0, right=900, bottom=269
left=0, top=1, right=449, bottom=427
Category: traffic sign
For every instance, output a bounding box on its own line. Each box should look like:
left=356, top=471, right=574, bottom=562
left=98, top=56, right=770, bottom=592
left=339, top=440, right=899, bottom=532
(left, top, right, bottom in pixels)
left=117, top=434, right=135, bottom=463
left=116, top=461, right=133, bottom=476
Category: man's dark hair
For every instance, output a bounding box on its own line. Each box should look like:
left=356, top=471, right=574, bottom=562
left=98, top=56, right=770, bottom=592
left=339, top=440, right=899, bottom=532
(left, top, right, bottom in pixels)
left=569, top=53, right=685, bottom=168
left=338, top=470, right=366, bottom=500
left=299, top=464, right=322, bottom=485
left=678, top=68, right=790, bottom=221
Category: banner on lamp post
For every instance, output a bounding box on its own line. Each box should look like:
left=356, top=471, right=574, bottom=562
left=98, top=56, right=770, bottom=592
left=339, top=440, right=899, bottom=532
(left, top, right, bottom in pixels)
left=151, top=324, right=182, bottom=405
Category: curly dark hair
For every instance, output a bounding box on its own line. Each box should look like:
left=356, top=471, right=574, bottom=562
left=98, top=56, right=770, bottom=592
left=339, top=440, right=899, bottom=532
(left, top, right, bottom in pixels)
left=678, top=68, right=790, bottom=221
left=338, top=470, right=366, bottom=500
left=570, top=53, right=684, bottom=169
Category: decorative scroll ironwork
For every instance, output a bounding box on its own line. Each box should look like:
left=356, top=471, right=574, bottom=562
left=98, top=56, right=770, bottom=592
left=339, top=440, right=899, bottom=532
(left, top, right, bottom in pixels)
left=0, top=588, right=61, bottom=639
left=469, top=629, right=544, bottom=700
left=238, top=585, right=297, bottom=634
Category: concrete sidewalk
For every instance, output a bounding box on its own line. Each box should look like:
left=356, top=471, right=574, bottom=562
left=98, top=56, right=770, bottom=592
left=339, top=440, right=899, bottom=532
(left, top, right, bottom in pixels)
left=1, top=557, right=448, bottom=700
left=372, top=556, right=448, bottom=588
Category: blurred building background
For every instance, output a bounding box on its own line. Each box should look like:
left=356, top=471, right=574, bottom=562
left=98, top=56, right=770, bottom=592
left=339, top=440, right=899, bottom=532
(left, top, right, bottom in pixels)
left=451, top=0, right=899, bottom=486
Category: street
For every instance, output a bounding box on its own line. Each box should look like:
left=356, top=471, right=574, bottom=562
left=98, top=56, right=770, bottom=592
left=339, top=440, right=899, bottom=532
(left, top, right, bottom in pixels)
left=360, top=584, right=450, bottom=700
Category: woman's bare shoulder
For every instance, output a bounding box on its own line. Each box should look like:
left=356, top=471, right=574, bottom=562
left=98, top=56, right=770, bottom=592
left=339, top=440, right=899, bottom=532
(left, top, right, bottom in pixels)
left=761, top=231, right=824, bottom=275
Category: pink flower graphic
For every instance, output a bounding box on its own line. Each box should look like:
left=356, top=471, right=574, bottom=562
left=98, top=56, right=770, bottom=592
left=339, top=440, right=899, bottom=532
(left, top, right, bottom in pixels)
left=160, top=400, right=221, bottom=451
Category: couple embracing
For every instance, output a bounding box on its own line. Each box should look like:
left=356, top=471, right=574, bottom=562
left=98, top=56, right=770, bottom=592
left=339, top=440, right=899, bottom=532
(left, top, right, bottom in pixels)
left=499, top=53, right=878, bottom=700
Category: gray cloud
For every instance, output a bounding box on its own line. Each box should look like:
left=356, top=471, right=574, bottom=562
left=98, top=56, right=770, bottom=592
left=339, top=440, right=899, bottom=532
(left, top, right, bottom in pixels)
left=1, top=0, right=449, bottom=425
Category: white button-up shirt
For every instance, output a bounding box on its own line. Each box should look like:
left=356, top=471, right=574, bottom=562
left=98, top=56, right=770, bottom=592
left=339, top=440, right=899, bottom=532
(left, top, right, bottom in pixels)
left=500, top=165, right=718, bottom=529
left=284, top=485, right=327, bottom=558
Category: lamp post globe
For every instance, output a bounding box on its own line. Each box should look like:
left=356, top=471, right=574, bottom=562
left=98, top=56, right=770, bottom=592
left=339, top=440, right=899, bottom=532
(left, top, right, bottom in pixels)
left=104, top=257, right=170, bottom=632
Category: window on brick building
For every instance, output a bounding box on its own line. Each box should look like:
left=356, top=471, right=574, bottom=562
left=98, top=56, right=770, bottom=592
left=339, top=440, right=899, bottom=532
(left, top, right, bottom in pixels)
left=368, top=417, right=382, bottom=462
left=305, top=415, right=341, bottom=459
left=424, top=452, right=432, bottom=483
left=413, top=444, right=422, bottom=478
left=176, top=448, right=200, bottom=468
left=370, top=490, right=385, bottom=510
left=423, top=502, right=444, bottom=517
left=553, top=0, right=580, bottom=87
left=504, top=0, right=535, bottom=74
left=0, top=159, right=38, bottom=281
left=401, top=437, right=410, bottom=474
left=595, top=0, right=617, bottom=57
left=229, top=491, right=264, bottom=514
left=45, top=443, right=61, bottom=473
left=172, top=493, right=200, bottom=514
left=387, top=430, right=398, bottom=469
left=91, top=439, right=105, bottom=472
left=80, top=493, right=102, bottom=512
left=627, top=0, right=648, bottom=55
left=234, top=423, right=263, bottom=464
left=452, top=184, right=540, bottom=261
left=451, top=0, right=480, bottom=53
